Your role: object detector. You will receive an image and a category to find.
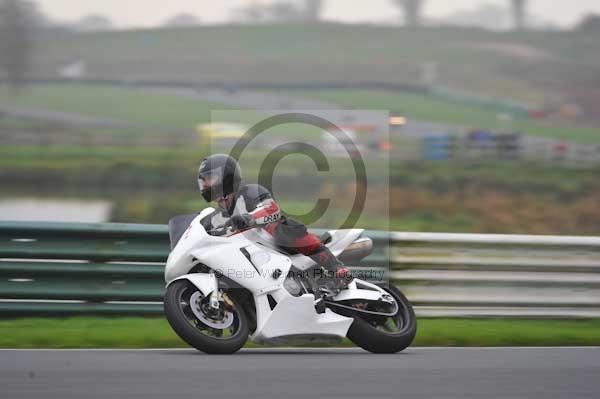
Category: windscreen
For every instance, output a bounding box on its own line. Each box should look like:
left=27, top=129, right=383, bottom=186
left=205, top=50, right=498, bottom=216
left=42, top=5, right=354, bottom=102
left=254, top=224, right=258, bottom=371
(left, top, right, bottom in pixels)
left=167, top=213, right=199, bottom=250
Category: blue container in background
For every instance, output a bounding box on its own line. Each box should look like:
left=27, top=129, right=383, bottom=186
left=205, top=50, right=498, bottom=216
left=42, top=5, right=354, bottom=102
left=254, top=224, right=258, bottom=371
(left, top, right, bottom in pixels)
left=423, top=134, right=452, bottom=161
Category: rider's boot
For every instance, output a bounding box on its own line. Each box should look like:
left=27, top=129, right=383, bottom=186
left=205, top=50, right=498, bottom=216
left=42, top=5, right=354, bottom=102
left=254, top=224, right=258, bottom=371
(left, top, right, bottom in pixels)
left=309, top=245, right=353, bottom=291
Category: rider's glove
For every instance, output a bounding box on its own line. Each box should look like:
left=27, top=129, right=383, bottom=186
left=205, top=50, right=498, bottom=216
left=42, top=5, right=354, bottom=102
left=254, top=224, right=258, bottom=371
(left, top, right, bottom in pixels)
left=230, top=214, right=255, bottom=230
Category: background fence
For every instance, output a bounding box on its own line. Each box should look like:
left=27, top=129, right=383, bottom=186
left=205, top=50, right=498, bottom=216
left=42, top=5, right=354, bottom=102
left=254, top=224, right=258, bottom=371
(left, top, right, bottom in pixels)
left=1, top=221, right=599, bottom=318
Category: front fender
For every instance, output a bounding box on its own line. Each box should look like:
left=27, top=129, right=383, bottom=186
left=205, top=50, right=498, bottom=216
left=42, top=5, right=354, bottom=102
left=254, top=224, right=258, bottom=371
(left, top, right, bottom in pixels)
left=167, top=272, right=217, bottom=298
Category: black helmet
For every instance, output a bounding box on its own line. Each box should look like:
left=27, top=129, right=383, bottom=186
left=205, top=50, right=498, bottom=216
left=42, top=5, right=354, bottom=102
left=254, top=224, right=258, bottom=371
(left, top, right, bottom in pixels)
left=197, top=154, right=242, bottom=202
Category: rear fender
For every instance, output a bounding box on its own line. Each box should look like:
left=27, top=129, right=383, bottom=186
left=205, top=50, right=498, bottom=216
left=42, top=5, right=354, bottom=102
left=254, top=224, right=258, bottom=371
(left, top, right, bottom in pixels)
left=333, top=279, right=387, bottom=302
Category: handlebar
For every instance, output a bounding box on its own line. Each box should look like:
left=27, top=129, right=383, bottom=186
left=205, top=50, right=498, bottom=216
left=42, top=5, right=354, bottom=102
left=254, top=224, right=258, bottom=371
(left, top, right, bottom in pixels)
left=209, top=219, right=258, bottom=237
left=216, top=219, right=233, bottom=229
left=209, top=220, right=233, bottom=236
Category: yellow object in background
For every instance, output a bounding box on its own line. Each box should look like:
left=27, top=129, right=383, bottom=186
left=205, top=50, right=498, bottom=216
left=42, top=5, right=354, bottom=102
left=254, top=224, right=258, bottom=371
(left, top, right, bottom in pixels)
left=196, top=123, right=249, bottom=145
left=389, top=116, right=407, bottom=126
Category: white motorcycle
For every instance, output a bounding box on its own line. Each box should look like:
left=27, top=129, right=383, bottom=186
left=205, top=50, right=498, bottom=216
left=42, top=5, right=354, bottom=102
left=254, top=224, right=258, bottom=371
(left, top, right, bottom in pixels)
left=163, top=208, right=417, bottom=354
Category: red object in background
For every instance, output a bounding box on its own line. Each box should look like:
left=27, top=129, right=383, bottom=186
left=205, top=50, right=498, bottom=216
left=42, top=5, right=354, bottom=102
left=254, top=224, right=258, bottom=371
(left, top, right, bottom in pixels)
left=528, top=109, right=547, bottom=119
left=553, top=139, right=569, bottom=161
left=379, top=140, right=393, bottom=152
left=340, top=124, right=377, bottom=133
left=554, top=139, right=568, bottom=153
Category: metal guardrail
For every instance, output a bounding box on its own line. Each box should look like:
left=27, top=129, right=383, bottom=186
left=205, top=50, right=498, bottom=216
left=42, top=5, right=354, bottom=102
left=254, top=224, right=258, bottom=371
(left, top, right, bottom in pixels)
left=387, top=232, right=600, bottom=318
left=1, top=222, right=599, bottom=318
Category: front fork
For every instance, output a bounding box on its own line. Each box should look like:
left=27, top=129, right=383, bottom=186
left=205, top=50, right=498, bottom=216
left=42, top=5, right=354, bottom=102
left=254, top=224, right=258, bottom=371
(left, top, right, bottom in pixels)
left=208, top=270, right=221, bottom=310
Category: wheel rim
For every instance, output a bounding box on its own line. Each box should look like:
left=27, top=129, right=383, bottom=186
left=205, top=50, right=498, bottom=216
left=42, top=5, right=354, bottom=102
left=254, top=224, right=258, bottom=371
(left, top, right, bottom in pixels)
left=365, top=287, right=412, bottom=335
left=176, top=284, right=243, bottom=340
left=189, top=291, right=235, bottom=329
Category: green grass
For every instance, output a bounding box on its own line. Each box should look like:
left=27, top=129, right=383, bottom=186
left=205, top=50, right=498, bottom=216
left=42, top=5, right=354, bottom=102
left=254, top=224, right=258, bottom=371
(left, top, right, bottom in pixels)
left=0, top=84, right=237, bottom=131
left=1, top=82, right=597, bottom=144
left=31, top=24, right=600, bottom=103
left=281, top=89, right=600, bottom=143
left=415, top=318, right=600, bottom=347
left=0, top=84, right=327, bottom=140
left=0, top=317, right=598, bottom=348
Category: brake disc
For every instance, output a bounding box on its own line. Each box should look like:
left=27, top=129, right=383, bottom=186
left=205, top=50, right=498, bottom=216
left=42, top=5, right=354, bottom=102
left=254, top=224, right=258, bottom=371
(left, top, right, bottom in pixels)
left=189, top=291, right=234, bottom=329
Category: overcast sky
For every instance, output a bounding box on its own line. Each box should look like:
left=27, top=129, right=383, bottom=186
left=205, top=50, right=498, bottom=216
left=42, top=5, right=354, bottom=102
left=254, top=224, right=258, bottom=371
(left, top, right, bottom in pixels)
left=36, top=0, right=600, bottom=28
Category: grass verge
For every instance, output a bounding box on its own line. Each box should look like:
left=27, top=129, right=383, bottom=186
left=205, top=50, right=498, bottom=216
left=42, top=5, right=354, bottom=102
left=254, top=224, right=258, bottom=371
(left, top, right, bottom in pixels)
left=0, top=317, right=598, bottom=349
left=281, top=89, right=600, bottom=143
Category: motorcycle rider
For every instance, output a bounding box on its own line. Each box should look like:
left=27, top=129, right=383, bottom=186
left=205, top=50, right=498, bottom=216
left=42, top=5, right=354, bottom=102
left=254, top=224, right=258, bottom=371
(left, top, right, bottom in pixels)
left=197, top=153, right=353, bottom=288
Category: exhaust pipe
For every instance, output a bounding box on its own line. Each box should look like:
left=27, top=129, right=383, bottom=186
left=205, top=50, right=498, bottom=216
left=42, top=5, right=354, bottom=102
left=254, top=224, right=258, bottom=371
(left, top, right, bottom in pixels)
left=338, top=237, right=373, bottom=263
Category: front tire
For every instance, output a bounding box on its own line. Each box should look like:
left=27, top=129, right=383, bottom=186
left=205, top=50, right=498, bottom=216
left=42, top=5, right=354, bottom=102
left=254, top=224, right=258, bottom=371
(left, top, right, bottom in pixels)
left=346, top=284, right=417, bottom=354
left=164, top=280, right=249, bottom=354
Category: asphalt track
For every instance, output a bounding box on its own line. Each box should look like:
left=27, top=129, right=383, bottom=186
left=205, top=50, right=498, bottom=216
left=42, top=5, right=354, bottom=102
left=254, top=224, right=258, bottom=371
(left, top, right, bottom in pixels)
left=1, top=347, right=598, bottom=399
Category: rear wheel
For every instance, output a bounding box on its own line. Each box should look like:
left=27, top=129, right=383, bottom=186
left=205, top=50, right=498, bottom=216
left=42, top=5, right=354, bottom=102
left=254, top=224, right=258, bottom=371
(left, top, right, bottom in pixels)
left=164, top=280, right=249, bottom=354
left=346, top=284, right=417, bottom=354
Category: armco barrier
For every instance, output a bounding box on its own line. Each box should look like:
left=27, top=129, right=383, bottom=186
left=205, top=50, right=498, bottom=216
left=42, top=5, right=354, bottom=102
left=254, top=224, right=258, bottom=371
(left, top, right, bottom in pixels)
left=1, top=222, right=599, bottom=318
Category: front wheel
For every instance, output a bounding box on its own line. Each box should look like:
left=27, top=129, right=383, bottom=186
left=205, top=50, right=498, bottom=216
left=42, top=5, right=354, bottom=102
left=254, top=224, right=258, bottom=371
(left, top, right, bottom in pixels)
left=346, top=284, right=417, bottom=354
left=164, top=280, right=249, bottom=354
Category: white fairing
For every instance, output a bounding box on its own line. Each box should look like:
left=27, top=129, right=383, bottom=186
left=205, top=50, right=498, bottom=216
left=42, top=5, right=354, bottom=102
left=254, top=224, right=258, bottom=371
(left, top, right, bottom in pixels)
left=253, top=293, right=352, bottom=344
left=164, top=209, right=385, bottom=344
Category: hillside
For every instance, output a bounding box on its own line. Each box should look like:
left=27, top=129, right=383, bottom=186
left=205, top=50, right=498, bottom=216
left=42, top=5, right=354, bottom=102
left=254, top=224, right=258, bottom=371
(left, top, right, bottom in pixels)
left=29, top=24, right=600, bottom=108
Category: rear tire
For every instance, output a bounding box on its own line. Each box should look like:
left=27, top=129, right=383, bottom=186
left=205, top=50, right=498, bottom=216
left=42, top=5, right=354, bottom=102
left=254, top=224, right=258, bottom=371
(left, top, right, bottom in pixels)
left=346, top=284, right=417, bottom=354
left=164, top=280, right=249, bottom=354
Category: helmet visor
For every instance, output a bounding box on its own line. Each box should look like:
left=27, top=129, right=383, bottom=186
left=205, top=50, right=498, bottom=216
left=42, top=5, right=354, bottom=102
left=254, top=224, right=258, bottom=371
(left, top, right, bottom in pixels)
left=198, top=166, right=224, bottom=192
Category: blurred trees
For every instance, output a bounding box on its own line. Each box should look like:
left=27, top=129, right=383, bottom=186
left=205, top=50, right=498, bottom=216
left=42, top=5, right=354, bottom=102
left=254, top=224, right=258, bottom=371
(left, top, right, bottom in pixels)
left=391, top=0, right=528, bottom=30
left=270, top=2, right=300, bottom=22
left=441, top=3, right=511, bottom=30
left=393, top=0, right=426, bottom=27
left=0, top=0, right=36, bottom=91
left=577, top=14, right=600, bottom=33
left=73, top=14, right=113, bottom=32
left=164, top=13, right=201, bottom=28
left=511, top=0, right=526, bottom=30
left=233, top=0, right=322, bottom=23
left=304, top=0, right=323, bottom=21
